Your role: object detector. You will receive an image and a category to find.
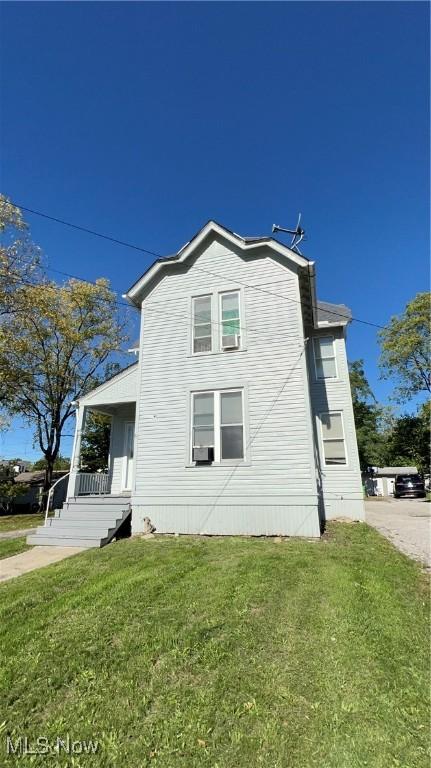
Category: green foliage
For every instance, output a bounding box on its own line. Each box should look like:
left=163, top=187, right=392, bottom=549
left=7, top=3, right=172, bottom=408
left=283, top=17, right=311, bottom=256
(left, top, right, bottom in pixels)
left=0, top=194, right=41, bottom=318
left=0, top=260, right=128, bottom=489
left=379, top=292, right=431, bottom=401
left=349, top=359, right=385, bottom=469
left=0, top=528, right=429, bottom=767
left=0, top=480, right=27, bottom=514
left=81, top=413, right=111, bottom=472
left=381, top=401, right=430, bottom=475
left=31, top=455, right=70, bottom=471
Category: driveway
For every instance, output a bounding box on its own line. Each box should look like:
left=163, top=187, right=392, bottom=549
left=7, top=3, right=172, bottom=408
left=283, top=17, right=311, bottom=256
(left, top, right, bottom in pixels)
left=365, top=498, right=431, bottom=567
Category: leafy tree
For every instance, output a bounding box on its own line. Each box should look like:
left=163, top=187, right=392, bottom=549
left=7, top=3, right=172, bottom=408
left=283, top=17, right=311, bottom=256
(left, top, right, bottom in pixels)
left=349, top=359, right=385, bottom=470
left=379, top=292, right=431, bottom=401
left=0, top=195, right=41, bottom=317
left=381, top=402, right=430, bottom=475
left=32, top=455, right=70, bottom=471
left=0, top=278, right=128, bottom=491
left=0, top=479, right=27, bottom=514
left=81, top=413, right=111, bottom=472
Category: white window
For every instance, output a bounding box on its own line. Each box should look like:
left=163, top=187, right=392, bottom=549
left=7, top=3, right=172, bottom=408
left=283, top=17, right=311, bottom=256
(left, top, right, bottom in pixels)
left=313, top=336, right=337, bottom=379
left=220, top=291, right=241, bottom=349
left=191, top=389, right=244, bottom=462
left=192, top=295, right=212, bottom=354
left=320, top=412, right=347, bottom=466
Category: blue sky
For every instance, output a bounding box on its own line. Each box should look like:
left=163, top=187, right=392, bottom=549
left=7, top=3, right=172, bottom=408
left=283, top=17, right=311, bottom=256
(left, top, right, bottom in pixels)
left=0, top=1, right=429, bottom=461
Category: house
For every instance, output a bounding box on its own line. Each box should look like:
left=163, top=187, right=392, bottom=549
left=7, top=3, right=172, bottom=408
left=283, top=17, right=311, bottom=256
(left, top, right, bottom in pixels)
left=14, top=470, right=69, bottom=512
left=363, top=466, right=418, bottom=497
left=28, top=221, right=364, bottom=548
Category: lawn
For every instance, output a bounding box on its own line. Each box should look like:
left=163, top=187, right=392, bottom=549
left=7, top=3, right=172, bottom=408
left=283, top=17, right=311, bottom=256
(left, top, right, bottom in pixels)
left=0, top=513, right=44, bottom=532
left=0, top=524, right=429, bottom=768
left=0, top=537, right=32, bottom=561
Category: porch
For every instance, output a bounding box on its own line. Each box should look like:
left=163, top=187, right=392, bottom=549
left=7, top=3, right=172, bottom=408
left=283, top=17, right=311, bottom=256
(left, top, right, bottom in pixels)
left=66, top=362, right=138, bottom=501
left=68, top=401, right=136, bottom=499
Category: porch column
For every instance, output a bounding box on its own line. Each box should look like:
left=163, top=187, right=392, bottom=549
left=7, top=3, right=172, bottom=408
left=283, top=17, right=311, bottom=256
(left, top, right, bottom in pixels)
left=67, top=404, right=87, bottom=498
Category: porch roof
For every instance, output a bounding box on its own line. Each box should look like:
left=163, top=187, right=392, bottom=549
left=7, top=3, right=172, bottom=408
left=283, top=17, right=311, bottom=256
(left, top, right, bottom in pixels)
left=78, top=362, right=138, bottom=411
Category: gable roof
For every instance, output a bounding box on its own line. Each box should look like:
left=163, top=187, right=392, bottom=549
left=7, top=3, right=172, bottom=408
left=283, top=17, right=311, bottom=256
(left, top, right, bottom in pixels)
left=125, top=220, right=313, bottom=307
left=123, top=220, right=351, bottom=330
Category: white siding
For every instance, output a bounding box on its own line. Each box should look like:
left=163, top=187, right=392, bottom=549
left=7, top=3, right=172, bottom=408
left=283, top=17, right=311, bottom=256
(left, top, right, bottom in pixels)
left=80, top=364, right=138, bottom=407
left=132, top=237, right=321, bottom=537
left=308, top=329, right=364, bottom=520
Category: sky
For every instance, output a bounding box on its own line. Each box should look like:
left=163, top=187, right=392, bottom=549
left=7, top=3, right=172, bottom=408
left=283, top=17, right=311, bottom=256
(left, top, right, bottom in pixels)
left=0, top=1, right=429, bottom=461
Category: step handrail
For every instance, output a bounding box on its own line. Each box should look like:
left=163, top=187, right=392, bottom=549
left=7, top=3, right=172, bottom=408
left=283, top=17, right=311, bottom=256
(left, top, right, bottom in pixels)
left=45, top=472, right=70, bottom=525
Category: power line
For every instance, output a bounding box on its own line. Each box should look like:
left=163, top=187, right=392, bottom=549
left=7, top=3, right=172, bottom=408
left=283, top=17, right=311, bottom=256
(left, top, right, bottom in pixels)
left=8, top=199, right=385, bottom=329
left=11, top=202, right=161, bottom=258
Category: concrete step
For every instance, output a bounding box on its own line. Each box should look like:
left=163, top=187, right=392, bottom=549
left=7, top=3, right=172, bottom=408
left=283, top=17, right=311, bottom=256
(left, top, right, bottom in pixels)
left=58, top=510, right=127, bottom=521
left=63, top=503, right=130, bottom=513
left=68, top=496, right=130, bottom=504
left=27, top=533, right=104, bottom=548
left=35, top=524, right=116, bottom=538
left=48, top=517, right=122, bottom=528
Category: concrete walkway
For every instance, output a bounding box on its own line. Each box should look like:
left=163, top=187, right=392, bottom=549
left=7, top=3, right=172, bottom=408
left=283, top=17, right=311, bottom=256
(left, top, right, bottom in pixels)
left=0, top=527, right=37, bottom=540
left=0, top=546, right=85, bottom=583
left=365, top=498, right=431, bottom=567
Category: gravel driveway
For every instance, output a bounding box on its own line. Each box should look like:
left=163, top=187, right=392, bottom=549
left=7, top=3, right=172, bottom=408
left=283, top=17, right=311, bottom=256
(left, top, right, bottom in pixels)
left=365, top=497, right=431, bottom=567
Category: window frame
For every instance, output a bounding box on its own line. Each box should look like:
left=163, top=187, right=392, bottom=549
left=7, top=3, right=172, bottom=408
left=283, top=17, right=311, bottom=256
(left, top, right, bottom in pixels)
left=191, top=294, right=213, bottom=355
left=219, top=290, right=242, bottom=351
left=313, top=335, right=338, bottom=380
left=190, top=388, right=245, bottom=464
left=318, top=410, right=348, bottom=468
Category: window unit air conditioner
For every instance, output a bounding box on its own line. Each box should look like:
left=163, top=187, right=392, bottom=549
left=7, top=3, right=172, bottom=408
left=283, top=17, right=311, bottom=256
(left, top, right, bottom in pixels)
left=222, top=334, right=240, bottom=351
left=193, top=446, right=214, bottom=463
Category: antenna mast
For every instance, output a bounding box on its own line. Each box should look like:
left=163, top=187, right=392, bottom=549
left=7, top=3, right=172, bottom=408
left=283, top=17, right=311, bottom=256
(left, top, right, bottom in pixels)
left=272, top=213, right=306, bottom=255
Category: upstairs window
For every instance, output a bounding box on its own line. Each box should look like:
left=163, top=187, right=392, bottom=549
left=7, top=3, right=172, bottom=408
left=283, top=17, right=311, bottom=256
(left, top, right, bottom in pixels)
left=220, top=291, right=241, bottom=350
left=320, top=412, right=347, bottom=466
left=313, top=336, right=337, bottom=379
left=191, top=389, right=244, bottom=462
left=193, top=295, right=212, bottom=353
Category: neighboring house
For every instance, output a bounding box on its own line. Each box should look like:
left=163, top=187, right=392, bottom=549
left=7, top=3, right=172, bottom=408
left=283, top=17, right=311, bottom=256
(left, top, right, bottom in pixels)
left=15, top=470, right=69, bottom=511
left=28, top=221, right=364, bottom=548
left=363, top=466, right=418, bottom=497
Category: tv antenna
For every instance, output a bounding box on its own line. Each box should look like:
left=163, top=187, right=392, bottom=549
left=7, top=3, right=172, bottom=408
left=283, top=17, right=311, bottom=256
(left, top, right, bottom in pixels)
left=272, top=213, right=306, bottom=255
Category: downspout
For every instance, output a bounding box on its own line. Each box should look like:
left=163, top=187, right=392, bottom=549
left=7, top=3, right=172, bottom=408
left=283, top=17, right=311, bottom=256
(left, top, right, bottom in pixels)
left=307, top=262, right=319, bottom=329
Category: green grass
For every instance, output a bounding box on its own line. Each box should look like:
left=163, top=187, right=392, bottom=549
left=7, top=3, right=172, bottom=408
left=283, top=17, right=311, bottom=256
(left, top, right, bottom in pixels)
left=0, top=513, right=44, bottom=532
left=0, top=537, right=32, bottom=561
left=0, top=524, right=429, bottom=767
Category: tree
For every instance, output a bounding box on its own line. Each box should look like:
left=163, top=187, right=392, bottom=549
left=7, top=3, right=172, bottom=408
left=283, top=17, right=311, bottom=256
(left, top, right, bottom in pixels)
left=0, top=195, right=41, bottom=317
left=0, top=278, right=128, bottom=492
left=381, top=401, right=430, bottom=475
left=379, top=293, right=431, bottom=401
left=32, top=455, right=70, bottom=471
left=81, top=413, right=111, bottom=472
left=349, top=359, right=385, bottom=470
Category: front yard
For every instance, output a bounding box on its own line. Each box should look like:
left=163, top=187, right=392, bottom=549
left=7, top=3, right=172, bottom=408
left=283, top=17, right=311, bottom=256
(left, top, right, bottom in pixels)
left=0, top=513, right=44, bottom=532
left=0, top=524, right=429, bottom=767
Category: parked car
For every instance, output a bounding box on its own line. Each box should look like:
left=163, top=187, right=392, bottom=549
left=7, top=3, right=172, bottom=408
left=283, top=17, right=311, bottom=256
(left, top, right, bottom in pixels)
left=394, top=474, right=426, bottom=499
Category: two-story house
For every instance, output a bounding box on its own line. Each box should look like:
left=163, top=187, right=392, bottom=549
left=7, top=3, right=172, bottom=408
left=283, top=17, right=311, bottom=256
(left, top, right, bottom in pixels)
left=28, top=221, right=364, bottom=548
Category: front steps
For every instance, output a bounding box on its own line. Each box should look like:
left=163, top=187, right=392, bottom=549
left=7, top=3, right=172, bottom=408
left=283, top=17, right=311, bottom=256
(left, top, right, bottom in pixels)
left=27, top=496, right=131, bottom=549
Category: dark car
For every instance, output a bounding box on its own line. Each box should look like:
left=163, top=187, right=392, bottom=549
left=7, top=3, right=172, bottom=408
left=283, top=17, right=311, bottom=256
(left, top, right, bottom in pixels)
left=394, top=474, right=426, bottom=499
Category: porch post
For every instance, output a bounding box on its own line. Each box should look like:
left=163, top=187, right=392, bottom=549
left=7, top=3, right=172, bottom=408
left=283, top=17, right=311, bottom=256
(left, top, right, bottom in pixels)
left=67, top=404, right=87, bottom=498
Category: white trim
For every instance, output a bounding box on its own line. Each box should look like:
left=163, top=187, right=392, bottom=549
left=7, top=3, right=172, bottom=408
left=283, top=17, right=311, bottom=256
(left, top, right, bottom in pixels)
left=191, top=293, right=213, bottom=355
left=219, top=289, right=241, bottom=352
left=313, top=335, right=338, bottom=380
left=126, top=221, right=310, bottom=305
left=190, top=388, right=245, bottom=464
left=77, top=363, right=138, bottom=404
left=318, top=411, right=348, bottom=468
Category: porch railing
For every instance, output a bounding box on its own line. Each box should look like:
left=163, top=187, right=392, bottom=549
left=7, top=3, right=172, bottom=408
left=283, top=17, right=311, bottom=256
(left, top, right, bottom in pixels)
left=76, top=472, right=110, bottom=496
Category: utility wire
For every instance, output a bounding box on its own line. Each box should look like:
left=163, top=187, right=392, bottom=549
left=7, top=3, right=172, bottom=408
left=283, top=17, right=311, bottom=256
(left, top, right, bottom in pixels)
left=9, top=199, right=385, bottom=330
